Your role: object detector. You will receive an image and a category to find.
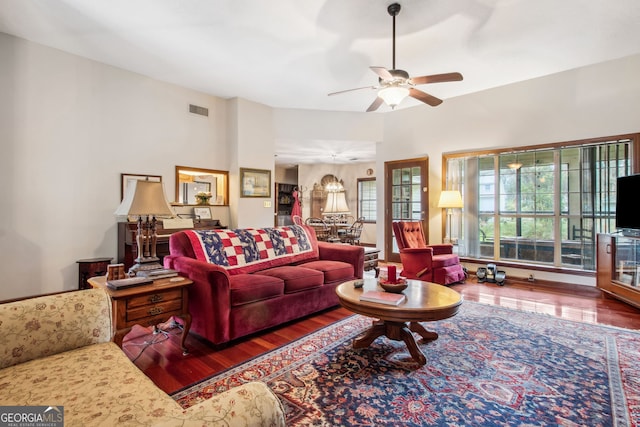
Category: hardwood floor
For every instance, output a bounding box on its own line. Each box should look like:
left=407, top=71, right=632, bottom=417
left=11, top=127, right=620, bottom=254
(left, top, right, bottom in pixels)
left=124, top=278, right=640, bottom=395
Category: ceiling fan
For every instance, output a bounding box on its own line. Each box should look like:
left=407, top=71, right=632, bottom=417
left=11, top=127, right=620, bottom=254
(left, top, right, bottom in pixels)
left=328, top=2, right=463, bottom=112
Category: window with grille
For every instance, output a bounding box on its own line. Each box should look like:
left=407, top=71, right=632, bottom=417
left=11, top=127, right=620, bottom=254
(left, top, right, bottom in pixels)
left=444, top=134, right=638, bottom=271
left=357, top=178, right=376, bottom=222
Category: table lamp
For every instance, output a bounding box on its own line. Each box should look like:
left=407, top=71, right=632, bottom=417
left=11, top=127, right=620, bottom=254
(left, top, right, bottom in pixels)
left=115, top=179, right=175, bottom=276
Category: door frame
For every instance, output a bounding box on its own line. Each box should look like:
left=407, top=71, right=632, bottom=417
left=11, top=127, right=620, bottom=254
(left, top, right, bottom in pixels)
left=384, top=157, right=430, bottom=263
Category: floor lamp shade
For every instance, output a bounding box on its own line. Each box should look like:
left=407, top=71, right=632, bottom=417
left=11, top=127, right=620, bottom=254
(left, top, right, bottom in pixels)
left=437, top=190, right=463, bottom=209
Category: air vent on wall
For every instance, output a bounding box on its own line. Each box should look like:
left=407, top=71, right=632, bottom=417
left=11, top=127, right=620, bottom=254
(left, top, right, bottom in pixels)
left=189, top=104, right=209, bottom=117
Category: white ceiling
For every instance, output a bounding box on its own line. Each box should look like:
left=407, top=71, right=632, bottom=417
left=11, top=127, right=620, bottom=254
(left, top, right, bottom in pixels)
left=2, top=0, right=640, bottom=165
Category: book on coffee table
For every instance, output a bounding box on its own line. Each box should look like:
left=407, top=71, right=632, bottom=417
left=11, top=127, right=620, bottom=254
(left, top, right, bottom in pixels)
left=359, top=290, right=406, bottom=306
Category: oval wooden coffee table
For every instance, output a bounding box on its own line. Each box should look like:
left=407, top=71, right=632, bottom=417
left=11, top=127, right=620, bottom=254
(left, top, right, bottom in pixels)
left=336, top=278, right=462, bottom=365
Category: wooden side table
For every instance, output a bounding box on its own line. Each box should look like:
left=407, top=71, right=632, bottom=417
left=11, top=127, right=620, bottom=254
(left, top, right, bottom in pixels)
left=364, top=248, right=381, bottom=276
left=88, top=275, right=193, bottom=355
left=77, top=257, right=113, bottom=289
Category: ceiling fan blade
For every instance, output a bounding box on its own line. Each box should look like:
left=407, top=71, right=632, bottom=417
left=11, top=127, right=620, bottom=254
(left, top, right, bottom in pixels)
left=411, top=72, right=463, bottom=85
left=328, top=85, right=376, bottom=96
left=370, top=66, right=393, bottom=80
left=409, top=88, right=443, bottom=107
left=366, top=97, right=384, bottom=112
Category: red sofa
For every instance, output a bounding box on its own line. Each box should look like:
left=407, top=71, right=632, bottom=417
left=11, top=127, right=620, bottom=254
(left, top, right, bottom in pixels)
left=165, top=225, right=363, bottom=345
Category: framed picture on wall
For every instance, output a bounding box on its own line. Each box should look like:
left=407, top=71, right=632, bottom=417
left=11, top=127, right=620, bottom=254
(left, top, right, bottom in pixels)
left=121, top=173, right=162, bottom=201
left=240, top=168, right=271, bottom=198
left=193, top=207, right=212, bottom=220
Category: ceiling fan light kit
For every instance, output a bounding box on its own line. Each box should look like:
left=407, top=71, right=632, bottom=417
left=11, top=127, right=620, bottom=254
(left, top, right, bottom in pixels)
left=378, top=86, right=409, bottom=108
left=329, top=2, right=463, bottom=112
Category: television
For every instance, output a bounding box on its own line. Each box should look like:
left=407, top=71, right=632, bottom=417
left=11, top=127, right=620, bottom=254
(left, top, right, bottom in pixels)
left=616, top=174, right=640, bottom=234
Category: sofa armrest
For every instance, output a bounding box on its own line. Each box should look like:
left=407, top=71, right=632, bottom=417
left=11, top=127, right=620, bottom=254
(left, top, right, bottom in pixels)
left=164, top=381, right=286, bottom=426
left=168, top=255, right=234, bottom=344
left=318, top=242, right=364, bottom=279
left=0, top=288, right=113, bottom=369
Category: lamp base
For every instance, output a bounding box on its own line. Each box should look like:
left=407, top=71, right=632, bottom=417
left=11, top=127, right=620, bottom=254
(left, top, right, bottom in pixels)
left=128, top=257, right=163, bottom=277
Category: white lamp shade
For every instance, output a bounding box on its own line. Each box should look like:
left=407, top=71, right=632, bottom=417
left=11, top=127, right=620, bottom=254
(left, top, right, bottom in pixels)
left=323, top=191, right=350, bottom=215
left=378, top=86, right=409, bottom=108
left=115, top=180, right=175, bottom=217
left=437, top=190, right=463, bottom=209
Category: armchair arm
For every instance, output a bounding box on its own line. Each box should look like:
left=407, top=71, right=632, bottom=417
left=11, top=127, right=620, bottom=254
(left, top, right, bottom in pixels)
left=318, top=242, right=364, bottom=278
left=0, top=289, right=113, bottom=369
left=430, top=244, right=454, bottom=255
left=400, top=247, right=434, bottom=256
left=398, top=247, right=435, bottom=280
left=160, top=382, right=285, bottom=426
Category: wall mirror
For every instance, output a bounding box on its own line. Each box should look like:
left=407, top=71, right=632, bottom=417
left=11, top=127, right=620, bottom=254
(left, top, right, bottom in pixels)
left=175, top=166, right=229, bottom=205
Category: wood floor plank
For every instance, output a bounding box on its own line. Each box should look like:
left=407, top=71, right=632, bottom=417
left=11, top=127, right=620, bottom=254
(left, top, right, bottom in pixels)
left=124, top=280, right=640, bottom=394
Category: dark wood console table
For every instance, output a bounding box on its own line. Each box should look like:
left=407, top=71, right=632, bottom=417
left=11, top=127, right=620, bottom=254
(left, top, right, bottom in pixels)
left=117, top=219, right=225, bottom=270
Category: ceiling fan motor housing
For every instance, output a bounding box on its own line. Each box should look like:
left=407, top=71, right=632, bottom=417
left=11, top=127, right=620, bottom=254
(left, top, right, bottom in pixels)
left=378, top=69, right=410, bottom=85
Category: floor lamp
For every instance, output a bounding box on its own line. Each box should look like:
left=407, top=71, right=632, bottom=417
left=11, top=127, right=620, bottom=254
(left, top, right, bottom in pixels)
left=438, top=190, right=463, bottom=244
left=115, top=179, right=175, bottom=276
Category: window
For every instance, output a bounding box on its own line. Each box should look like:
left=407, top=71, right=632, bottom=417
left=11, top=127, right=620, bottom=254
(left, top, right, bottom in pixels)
left=357, top=178, right=376, bottom=222
left=444, top=134, right=639, bottom=271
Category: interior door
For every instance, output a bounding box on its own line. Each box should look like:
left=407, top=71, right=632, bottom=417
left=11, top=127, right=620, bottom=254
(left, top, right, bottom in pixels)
left=384, top=157, right=429, bottom=263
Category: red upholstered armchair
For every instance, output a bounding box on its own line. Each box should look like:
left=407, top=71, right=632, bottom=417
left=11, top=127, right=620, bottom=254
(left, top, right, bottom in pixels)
left=392, top=221, right=466, bottom=285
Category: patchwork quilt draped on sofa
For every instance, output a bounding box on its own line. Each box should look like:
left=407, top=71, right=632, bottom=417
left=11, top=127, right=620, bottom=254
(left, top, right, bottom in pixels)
left=165, top=224, right=364, bottom=345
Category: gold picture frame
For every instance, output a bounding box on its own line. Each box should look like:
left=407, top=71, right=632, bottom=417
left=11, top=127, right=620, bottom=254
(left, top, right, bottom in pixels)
left=240, top=168, right=271, bottom=198
left=121, top=173, right=162, bottom=201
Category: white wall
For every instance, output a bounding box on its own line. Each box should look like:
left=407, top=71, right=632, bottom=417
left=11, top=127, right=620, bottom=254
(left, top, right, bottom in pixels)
left=379, top=53, right=640, bottom=285
left=3, top=29, right=640, bottom=298
left=227, top=98, right=275, bottom=229
left=0, top=33, right=228, bottom=299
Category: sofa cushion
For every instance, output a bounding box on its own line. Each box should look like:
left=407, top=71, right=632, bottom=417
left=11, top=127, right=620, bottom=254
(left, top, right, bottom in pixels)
left=299, top=260, right=355, bottom=283
left=229, top=274, right=285, bottom=307
left=184, top=225, right=318, bottom=275
left=0, top=341, right=286, bottom=426
left=432, top=254, right=461, bottom=269
left=433, top=264, right=467, bottom=285
left=254, top=266, right=324, bottom=293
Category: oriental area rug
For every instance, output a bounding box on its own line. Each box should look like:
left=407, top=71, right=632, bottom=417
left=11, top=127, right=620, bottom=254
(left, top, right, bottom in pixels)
left=172, top=302, right=640, bottom=426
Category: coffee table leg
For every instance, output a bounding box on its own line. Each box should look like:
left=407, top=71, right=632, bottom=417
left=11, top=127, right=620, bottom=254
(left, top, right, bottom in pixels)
left=409, top=322, right=439, bottom=341
left=353, top=320, right=387, bottom=348
left=354, top=320, right=428, bottom=365
left=398, top=326, right=427, bottom=365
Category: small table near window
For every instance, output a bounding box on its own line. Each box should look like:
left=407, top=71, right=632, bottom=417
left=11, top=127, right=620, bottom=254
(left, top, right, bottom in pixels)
left=364, top=248, right=381, bottom=276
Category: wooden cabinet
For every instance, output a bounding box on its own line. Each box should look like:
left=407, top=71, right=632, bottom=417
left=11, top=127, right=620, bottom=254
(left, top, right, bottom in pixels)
left=596, top=233, right=640, bottom=309
left=77, top=257, right=113, bottom=289
left=118, top=219, right=224, bottom=271
left=275, top=183, right=295, bottom=226
left=310, top=187, right=326, bottom=218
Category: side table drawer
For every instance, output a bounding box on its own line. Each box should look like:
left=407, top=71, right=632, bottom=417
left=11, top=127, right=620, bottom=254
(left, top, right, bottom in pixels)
left=127, top=289, right=182, bottom=308
left=127, top=299, right=183, bottom=322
